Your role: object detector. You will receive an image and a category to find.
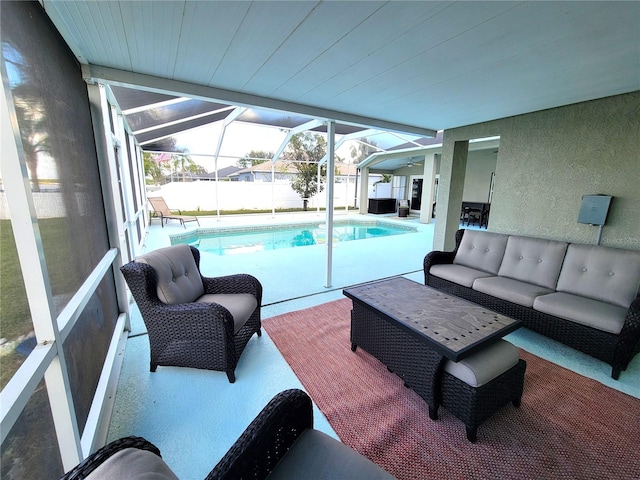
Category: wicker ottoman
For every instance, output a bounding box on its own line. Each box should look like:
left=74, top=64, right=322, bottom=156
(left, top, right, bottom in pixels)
left=434, top=339, right=526, bottom=442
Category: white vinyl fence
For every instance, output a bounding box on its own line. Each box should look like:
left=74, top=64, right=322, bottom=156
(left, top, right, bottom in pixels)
left=147, top=179, right=366, bottom=212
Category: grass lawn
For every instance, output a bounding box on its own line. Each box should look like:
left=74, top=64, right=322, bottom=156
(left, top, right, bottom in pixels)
left=0, top=218, right=79, bottom=389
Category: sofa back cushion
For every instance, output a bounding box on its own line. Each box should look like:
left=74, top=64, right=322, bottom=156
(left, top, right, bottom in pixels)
left=453, top=230, right=508, bottom=274
left=498, top=236, right=568, bottom=289
left=136, top=244, right=205, bottom=304
left=556, top=244, right=640, bottom=308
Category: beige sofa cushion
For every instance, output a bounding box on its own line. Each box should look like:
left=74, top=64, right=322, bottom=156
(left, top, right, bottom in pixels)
left=498, top=236, right=568, bottom=289
left=266, top=429, right=395, bottom=479
left=429, top=264, right=495, bottom=288
left=533, top=292, right=628, bottom=334
left=453, top=230, right=508, bottom=275
left=85, top=448, right=178, bottom=480
left=198, top=293, right=258, bottom=333
left=472, top=276, right=555, bottom=308
left=556, top=244, right=640, bottom=308
left=444, top=339, right=520, bottom=387
left=136, top=244, right=204, bottom=304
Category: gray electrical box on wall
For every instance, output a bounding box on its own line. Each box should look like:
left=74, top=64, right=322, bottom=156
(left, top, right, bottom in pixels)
left=578, top=194, right=612, bottom=245
left=578, top=195, right=612, bottom=226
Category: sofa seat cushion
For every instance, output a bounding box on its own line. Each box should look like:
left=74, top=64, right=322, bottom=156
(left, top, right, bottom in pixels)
left=85, top=448, right=179, bottom=480
left=266, top=429, right=395, bottom=480
left=497, top=236, right=568, bottom=289
left=197, top=293, right=257, bottom=333
left=472, top=276, right=555, bottom=308
left=429, top=264, right=495, bottom=288
left=453, top=230, right=509, bottom=275
left=556, top=244, right=640, bottom=308
left=136, top=244, right=205, bottom=304
left=444, top=339, right=520, bottom=387
left=532, top=292, right=628, bottom=334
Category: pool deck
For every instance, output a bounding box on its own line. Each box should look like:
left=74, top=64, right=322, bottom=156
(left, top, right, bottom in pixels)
left=109, top=210, right=640, bottom=479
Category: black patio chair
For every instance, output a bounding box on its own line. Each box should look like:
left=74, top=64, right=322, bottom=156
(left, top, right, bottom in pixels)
left=120, top=244, right=262, bottom=382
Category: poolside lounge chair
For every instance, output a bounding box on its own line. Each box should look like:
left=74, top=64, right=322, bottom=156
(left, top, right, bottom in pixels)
left=148, top=196, right=199, bottom=228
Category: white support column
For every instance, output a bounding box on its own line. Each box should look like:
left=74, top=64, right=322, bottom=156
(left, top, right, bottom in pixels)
left=325, top=121, right=336, bottom=288
left=358, top=166, right=370, bottom=214
left=419, top=153, right=438, bottom=224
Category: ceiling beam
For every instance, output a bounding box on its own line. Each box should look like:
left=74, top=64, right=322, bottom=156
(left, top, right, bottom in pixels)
left=82, top=64, right=437, bottom=138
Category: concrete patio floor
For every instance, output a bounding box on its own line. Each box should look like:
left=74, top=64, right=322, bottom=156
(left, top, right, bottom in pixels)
left=107, top=211, right=640, bottom=479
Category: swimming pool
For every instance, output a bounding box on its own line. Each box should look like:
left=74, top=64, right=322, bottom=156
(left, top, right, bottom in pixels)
left=170, top=220, right=417, bottom=256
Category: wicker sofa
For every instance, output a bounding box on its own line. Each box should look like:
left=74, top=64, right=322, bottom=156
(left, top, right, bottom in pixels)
left=423, top=229, right=640, bottom=379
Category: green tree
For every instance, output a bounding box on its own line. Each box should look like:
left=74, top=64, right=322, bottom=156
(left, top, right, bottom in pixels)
left=350, top=138, right=378, bottom=165
left=143, top=151, right=166, bottom=185
left=171, top=151, right=201, bottom=181
left=283, top=133, right=327, bottom=211
left=237, top=150, right=273, bottom=168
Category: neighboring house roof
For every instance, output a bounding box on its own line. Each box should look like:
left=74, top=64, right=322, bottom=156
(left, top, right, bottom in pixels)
left=228, top=160, right=359, bottom=178
left=212, top=166, right=242, bottom=178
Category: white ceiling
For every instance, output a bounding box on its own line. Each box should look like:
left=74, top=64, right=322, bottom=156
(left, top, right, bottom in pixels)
left=43, top=0, right=639, bottom=135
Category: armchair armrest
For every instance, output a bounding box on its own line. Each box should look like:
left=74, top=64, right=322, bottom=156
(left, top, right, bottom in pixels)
left=614, top=293, right=640, bottom=378
left=423, top=229, right=465, bottom=284
left=205, top=389, right=313, bottom=480
left=60, top=436, right=160, bottom=480
left=203, top=274, right=263, bottom=304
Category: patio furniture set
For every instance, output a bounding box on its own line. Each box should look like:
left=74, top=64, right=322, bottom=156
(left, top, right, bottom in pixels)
left=345, top=277, right=525, bottom=442
left=75, top=226, right=638, bottom=476
left=424, top=228, right=640, bottom=380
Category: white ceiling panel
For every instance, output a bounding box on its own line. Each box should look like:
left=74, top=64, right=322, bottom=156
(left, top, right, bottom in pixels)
left=244, top=1, right=385, bottom=95
left=174, top=2, right=250, bottom=82
left=119, top=1, right=184, bottom=77
left=41, top=0, right=639, bottom=133
left=209, top=1, right=319, bottom=89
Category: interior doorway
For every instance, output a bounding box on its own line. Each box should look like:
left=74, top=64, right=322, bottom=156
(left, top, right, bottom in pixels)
left=410, top=176, right=423, bottom=212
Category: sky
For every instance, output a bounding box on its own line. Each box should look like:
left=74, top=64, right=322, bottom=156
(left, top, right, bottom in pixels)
left=163, top=121, right=359, bottom=171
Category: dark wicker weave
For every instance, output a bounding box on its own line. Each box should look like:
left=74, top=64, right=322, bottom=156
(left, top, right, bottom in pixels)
left=206, top=389, right=313, bottom=480
left=439, top=359, right=526, bottom=442
left=120, top=246, right=262, bottom=383
left=350, top=301, right=525, bottom=442
left=61, top=390, right=313, bottom=480
left=423, top=229, right=640, bottom=379
left=351, top=303, right=445, bottom=409
left=59, top=436, right=161, bottom=479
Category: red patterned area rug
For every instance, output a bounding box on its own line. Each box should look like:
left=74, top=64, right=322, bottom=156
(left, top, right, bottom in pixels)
left=263, top=298, right=640, bottom=480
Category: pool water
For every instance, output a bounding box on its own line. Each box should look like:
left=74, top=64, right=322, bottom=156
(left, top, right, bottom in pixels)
left=171, top=221, right=417, bottom=256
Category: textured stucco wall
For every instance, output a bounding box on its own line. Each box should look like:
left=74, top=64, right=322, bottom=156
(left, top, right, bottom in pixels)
left=436, top=92, right=640, bottom=251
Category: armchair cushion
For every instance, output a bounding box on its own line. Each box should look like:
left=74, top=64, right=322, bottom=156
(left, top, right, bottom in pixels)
left=198, top=293, right=258, bottom=333
left=265, top=429, right=395, bottom=480
left=136, top=244, right=204, bottom=304
left=85, top=448, right=178, bottom=480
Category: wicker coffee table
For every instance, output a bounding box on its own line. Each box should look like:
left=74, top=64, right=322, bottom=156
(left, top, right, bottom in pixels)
left=343, top=277, right=524, bottom=441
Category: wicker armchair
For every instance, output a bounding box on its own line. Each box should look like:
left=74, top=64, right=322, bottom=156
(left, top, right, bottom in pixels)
left=60, top=390, right=395, bottom=480
left=120, top=244, right=262, bottom=383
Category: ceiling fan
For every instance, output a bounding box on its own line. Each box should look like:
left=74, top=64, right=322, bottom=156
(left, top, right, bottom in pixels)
left=406, top=159, right=423, bottom=168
